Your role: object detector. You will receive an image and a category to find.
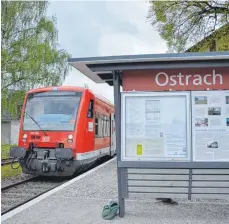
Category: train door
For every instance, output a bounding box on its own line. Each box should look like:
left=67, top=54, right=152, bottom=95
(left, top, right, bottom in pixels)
left=110, top=113, right=116, bottom=156
left=86, top=98, right=95, bottom=152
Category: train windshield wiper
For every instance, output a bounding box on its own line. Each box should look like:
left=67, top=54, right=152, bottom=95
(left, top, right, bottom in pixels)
left=25, top=111, right=47, bottom=136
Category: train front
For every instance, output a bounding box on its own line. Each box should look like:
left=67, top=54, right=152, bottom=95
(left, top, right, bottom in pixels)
left=10, top=89, right=82, bottom=176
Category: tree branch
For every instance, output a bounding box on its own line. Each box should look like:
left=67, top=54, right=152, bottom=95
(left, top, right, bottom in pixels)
left=2, top=76, right=26, bottom=89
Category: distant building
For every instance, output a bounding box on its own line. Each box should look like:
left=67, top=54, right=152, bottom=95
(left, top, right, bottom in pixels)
left=1, top=89, right=24, bottom=120
left=185, top=23, right=229, bottom=52
left=1, top=89, right=23, bottom=145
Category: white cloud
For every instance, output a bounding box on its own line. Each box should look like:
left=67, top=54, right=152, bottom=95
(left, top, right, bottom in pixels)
left=99, top=0, right=167, bottom=55
left=48, top=1, right=167, bottom=102
left=98, top=1, right=167, bottom=56
left=63, top=69, right=114, bottom=103
left=99, top=32, right=137, bottom=55
left=99, top=30, right=166, bottom=56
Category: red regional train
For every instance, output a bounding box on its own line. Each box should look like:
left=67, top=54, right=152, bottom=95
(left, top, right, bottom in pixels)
left=10, top=86, right=116, bottom=176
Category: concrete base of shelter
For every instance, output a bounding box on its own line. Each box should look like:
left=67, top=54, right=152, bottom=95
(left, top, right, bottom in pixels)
left=2, top=158, right=229, bottom=224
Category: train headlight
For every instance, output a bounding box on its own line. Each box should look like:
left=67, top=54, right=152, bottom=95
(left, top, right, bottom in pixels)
left=68, top=134, right=73, bottom=140
left=22, top=134, right=27, bottom=142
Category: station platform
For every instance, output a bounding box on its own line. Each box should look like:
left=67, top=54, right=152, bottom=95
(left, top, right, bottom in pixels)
left=2, top=158, right=229, bottom=224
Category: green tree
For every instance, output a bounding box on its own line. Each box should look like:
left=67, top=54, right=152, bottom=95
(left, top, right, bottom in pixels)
left=1, top=1, right=71, bottom=118
left=147, top=1, right=229, bottom=52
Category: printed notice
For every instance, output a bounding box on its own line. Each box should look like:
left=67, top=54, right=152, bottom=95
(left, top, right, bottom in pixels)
left=192, top=90, right=229, bottom=161
left=136, top=144, right=143, bottom=155
left=124, top=94, right=188, bottom=160
left=88, top=122, right=93, bottom=132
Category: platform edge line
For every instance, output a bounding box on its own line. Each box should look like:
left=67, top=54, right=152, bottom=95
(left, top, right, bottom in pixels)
left=1, top=157, right=115, bottom=222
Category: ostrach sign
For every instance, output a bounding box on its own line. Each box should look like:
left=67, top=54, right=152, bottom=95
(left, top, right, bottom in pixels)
left=122, top=67, right=229, bottom=91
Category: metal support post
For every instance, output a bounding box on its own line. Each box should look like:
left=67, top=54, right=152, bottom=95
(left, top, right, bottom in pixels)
left=113, top=70, right=125, bottom=217
left=188, top=169, right=192, bottom=200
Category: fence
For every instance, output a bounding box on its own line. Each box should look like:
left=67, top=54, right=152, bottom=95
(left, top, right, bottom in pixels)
left=1, top=120, right=20, bottom=145
left=122, top=168, right=229, bottom=200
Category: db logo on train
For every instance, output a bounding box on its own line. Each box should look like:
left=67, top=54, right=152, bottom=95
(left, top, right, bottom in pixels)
left=42, top=136, right=50, bottom=142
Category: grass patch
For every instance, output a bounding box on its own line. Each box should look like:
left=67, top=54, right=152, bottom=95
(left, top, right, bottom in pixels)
left=1, top=144, right=16, bottom=159
left=1, top=163, right=22, bottom=179
left=1, top=144, right=22, bottom=178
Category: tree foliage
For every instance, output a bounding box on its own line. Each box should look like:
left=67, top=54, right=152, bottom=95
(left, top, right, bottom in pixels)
left=147, top=1, right=229, bottom=52
left=1, top=1, right=71, bottom=119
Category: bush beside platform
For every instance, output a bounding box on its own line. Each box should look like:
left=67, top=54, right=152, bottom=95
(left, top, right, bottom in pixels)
left=1, top=144, right=22, bottom=179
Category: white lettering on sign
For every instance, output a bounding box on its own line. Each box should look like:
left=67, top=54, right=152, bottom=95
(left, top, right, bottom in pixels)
left=155, top=70, right=223, bottom=87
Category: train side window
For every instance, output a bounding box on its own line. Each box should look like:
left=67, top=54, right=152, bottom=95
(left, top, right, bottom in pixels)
left=101, top=114, right=104, bottom=137
left=95, top=113, right=112, bottom=138
left=106, top=116, right=108, bottom=136
left=107, top=117, right=110, bottom=137
left=101, top=115, right=104, bottom=137
left=98, top=114, right=103, bottom=137
left=95, top=113, right=99, bottom=136
left=103, top=116, right=107, bottom=137
left=105, top=116, right=109, bottom=136
left=87, top=99, right=94, bottom=118
left=101, top=116, right=109, bottom=137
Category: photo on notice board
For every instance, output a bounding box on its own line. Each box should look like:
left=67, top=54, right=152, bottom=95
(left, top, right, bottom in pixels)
left=227, top=118, right=229, bottom=126
left=207, top=141, right=219, bottom=148
left=208, top=107, right=221, bottom=115
left=195, top=118, right=208, bottom=127
left=195, top=96, right=208, bottom=105
left=226, top=96, right=229, bottom=104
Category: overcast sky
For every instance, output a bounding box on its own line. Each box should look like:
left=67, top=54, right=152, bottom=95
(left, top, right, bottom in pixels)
left=47, top=0, right=167, bottom=102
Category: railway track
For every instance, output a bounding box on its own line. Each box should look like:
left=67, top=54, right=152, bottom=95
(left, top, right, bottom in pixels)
left=1, top=155, right=113, bottom=215
left=1, top=175, right=69, bottom=215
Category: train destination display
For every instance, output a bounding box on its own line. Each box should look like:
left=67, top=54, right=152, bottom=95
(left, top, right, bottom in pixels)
left=122, top=92, right=190, bottom=161
left=192, top=90, right=229, bottom=162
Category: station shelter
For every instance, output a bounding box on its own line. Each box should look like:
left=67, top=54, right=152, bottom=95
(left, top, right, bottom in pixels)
left=69, top=51, right=229, bottom=217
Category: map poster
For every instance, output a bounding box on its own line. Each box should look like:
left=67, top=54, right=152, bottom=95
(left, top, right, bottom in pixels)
left=192, top=90, right=229, bottom=162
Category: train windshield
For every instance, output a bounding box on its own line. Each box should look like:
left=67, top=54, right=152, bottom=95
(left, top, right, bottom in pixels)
left=22, top=91, right=82, bottom=131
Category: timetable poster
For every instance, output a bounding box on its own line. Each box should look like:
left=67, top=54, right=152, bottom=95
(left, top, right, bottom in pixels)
left=123, top=93, right=189, bottom=161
